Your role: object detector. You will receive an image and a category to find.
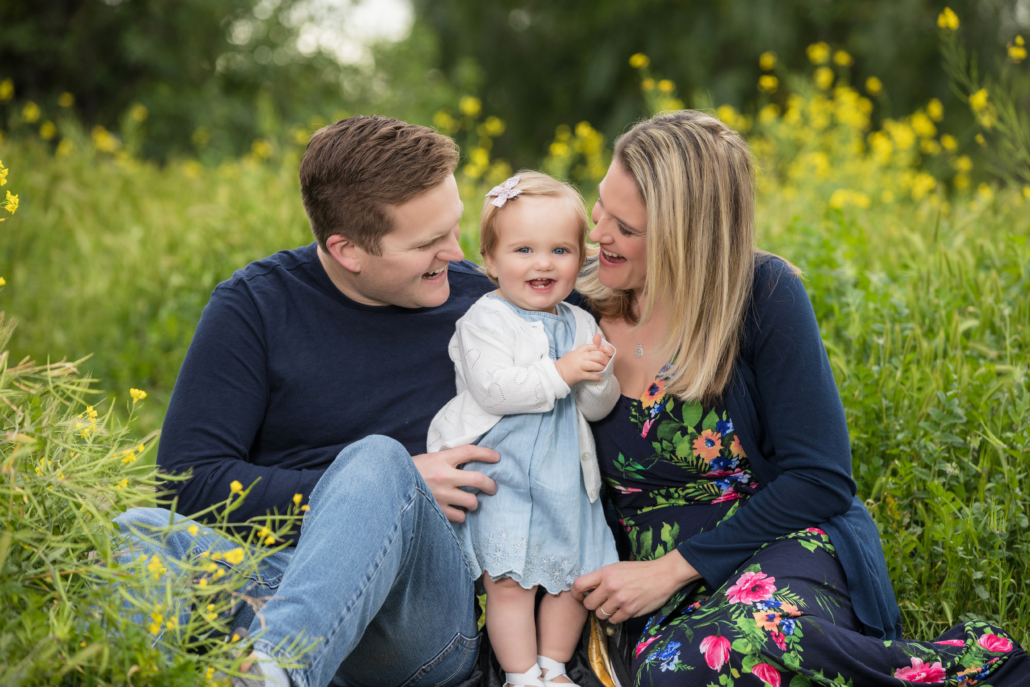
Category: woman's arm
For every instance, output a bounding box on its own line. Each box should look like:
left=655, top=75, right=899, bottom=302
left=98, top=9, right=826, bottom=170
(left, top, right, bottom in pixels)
left=676, top=259, right=856, bottom=589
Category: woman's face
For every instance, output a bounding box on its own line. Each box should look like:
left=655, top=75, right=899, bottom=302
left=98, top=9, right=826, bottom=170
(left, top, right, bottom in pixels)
left=589, top=160, right=648, bottom=293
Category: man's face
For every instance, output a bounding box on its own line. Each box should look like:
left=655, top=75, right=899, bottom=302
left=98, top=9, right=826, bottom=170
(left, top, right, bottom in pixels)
left=353, top=174, right=466, bottom=309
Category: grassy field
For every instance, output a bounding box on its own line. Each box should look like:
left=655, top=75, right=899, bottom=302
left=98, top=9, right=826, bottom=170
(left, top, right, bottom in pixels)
left=1, top=57, right=1029, bottom=683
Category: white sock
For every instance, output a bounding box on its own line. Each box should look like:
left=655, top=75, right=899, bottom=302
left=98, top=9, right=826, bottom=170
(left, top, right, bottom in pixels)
left=251, top=650, right=291, bottom=687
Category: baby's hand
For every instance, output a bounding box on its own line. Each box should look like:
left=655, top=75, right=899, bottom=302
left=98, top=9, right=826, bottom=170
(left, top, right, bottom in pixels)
left=556, top=334, right=614, bottom=386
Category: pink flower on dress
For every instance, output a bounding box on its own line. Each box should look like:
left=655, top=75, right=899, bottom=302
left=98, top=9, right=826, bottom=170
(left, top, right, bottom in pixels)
left=752, top=663, right=782, bottom=687
left=894, top=657, right=947, bottom=683
left=641, top=419, right=655, bottom=437
left=726, top=571, right=777, bottom=604
left=713, top=492, right=742, bottom=503
left=771, top=631, right=787, bottom=651
left=635, top=635, right=660, bottom=659
left=613, top=485, right=643, bottom=494
left=805, top=527, right=827, bottom=536
left=934, top=639, right=966, bottom=647
left=699, top=635, right=730, bottom=671
left=978, top=633, right=1014, bottom=653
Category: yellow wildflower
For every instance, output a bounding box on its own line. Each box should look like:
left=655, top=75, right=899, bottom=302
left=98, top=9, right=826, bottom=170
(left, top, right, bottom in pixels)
left=198, top=578, right=208, bottom=588
left=1023, top=185, right=1030, bottom=200
left=975, top=133, right=986, bottom=146
left=628, top=53, right=650, bottom=69
left=4, top=191, right=19, bottom=215
left=251, top=139, right=272, bottom=159
left=257, top=526, right=271, bottom=539
left=147, top=554, right=166, bottom=577
left=926, top=98, right=944, bottom=122
left=483, top=116, right=505, bottom=137
left=657, top=79, right=675, bottom=93
left=458, top=96, right=481, bottom=117
left=920, top=139, right=942, bottom=155
left=86, top=406, right=98, bottom=419
left=954, top=174, right=970, bottom=190
left=952, top=155, right=973, bottom=172
left=293, top=493, right=303, bottom=506
left=758, top=75, right=779, bottom=93
left=911, top=112, right=937, bottom=138
left=758, top=104, right=780, bottom=124
left=265, top=536, right=276, bottom=546
left=0, top=79, right=13, bottom=101
left=0, top=160, right=7, bottom=186
left=759, top=51, right=777, bottom=71
left=641, top=78, right=655, bottom=91
left=56, top=139, right=74, bottom=156
left=938, top=7, right=960, bottom=31
left=833, top=50, right=853, bottom=67
left=865, top=77, right=883, bottom=96
left=229, top=480, right=243, bottom=494
left=223, top=547, right=245, bottom=565
left=130, top=103, right=149, bottom=122
left=977, top=183, right=994, bottom=202
left=910, top=172, right=937, bottom=200
left=188, top=525, right=199, bottom=536
left=1008, top=36, right=1026, bottom=64
left=301, top=504, right=311, bottom=512
left=58, top=92, right=74, bottom=107
left=969, top=89, right=988, bottom=112
left=130, top=388, right=147, bottom=402
left=432, top=111, right=456, bottom=134
left=0, top=278, right=5, bottom=286
left=807, top=42, right=831, bottom=65
left=213, top=567, right=226, bottom=580
left=22, top=102, right=41, bottom=123
left=40, top=121, right=56, bottom=140
left=940, top=134, right=957, bottom=151
left=814, top=67, right=834, bottom=90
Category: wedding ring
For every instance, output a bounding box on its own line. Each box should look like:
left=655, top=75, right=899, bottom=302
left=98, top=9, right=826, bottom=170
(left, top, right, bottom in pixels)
left=599, top=606, right=613, bottom=617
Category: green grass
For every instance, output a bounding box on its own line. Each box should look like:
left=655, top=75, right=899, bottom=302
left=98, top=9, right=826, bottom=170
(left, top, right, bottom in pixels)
left=1, top=105, right=1028, bottom=670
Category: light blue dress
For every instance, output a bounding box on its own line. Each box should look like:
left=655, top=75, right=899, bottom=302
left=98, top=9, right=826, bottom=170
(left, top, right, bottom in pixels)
left=454, top=295, right=619, bottom=593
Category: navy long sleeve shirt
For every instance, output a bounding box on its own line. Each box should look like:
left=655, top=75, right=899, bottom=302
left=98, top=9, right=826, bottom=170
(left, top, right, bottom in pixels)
left=157, top=243, right=494, bottom=524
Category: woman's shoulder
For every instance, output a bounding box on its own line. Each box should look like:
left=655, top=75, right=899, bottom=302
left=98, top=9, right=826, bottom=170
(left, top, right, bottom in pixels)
left=740, top=252, right=819, bottom=359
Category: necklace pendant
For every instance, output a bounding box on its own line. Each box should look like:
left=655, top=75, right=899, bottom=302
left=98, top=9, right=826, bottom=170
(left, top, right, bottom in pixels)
left=634, top=343, right=644, bottom=358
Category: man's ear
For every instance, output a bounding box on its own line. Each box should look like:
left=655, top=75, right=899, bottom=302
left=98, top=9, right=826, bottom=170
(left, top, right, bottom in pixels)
left=325, top=234, right=363, bottom=274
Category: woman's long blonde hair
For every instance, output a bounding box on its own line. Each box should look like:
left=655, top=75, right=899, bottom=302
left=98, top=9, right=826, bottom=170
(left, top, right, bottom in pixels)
left=579, top=110, right=757, bottom=401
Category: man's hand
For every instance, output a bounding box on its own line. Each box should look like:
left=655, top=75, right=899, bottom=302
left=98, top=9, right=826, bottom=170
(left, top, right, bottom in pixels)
left=556, top=334, right=614, bottom=386
left=411, top=445, right=500, bottom=523
left=571, top=550, right=700, bottom=625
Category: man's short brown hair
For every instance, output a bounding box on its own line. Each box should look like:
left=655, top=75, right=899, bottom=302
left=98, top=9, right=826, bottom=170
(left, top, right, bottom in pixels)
left=300, top=116, right=459, bottom=255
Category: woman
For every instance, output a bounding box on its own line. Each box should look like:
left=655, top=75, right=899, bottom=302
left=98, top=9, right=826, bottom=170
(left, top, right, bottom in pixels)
left=571, top=110, right=1025, bottom=685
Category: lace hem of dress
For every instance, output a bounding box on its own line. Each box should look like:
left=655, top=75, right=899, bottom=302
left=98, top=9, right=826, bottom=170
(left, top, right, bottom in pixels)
left=472, top=535, right=588, bottom=594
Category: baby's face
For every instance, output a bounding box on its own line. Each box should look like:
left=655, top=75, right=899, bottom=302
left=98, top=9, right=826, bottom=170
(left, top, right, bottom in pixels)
left=484, top=196, right=582, bottom=313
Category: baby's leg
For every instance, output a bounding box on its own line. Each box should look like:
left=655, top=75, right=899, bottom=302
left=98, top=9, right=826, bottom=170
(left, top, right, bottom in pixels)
left=483, top=575, right=540, bottom=679
left=536, top=590, right=588, bottom=684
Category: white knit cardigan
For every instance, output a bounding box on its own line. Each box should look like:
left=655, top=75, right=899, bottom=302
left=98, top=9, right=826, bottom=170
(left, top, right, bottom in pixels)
left=427, top=294, right=621, bottom=502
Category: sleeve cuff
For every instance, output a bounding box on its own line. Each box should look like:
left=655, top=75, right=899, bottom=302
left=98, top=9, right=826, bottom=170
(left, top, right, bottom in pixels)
left=542, top=358, right=572, bottom=399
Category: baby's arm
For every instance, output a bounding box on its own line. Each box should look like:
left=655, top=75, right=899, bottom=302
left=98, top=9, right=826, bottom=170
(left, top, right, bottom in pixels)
left=457, top=319, right=572, bottom=415
left=574, top=327, right=621, bottom=422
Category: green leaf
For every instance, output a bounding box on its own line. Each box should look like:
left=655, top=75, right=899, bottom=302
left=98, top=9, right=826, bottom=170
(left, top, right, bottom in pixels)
left=682, top=402, right=703, bottom=428
left=731, top=638, right=753, bottom=655
left=789, top=676, right=813, bottom=687
left=702, top=409, right=719, bottom=432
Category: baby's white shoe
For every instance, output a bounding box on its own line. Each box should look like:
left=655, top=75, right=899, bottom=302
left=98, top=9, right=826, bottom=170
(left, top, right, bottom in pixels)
left=504, top=662, right=545, bottom=687
left=537, top=655, right=579, bottom=687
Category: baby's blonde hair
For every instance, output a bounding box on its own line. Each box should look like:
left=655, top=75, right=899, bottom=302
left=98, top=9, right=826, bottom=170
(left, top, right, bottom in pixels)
left=479, top=170, right=590, bottom=284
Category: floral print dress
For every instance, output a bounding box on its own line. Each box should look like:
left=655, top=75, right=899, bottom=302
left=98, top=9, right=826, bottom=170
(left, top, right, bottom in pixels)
left=592, top=365, right=1027, bottom=686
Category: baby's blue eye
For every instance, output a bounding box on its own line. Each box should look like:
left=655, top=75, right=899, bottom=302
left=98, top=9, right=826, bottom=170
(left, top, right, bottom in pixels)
left=553, top=247, right=568, bottom=255
left=516, top=247, right=531, bottom=253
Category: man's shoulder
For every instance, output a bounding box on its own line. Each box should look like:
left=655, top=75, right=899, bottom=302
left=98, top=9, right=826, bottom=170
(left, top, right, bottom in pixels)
left=218, top=243, right=318, bottom=293
left=447, top=259, right=491, bottom=285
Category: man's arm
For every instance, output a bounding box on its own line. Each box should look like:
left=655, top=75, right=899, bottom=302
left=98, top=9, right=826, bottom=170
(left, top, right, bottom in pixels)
left=157, top=284, right=325, bottom=524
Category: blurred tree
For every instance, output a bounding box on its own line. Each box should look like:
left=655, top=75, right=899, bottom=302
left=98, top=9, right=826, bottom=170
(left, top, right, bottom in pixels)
left=0, top=0, right=359, bottom=160
left=409, top=0, right=1023, bottom=165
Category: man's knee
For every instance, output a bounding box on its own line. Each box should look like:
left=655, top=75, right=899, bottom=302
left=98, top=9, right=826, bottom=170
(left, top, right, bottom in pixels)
left=316, top=435, right=422, bottom=502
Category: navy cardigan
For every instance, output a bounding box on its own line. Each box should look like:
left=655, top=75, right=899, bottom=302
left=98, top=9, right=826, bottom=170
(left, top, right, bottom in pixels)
left=675, top=254, right=903, bottom=639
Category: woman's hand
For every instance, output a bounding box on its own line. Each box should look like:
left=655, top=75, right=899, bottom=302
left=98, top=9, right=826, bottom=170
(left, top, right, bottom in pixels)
left=571, top=550, right=701, bottom=625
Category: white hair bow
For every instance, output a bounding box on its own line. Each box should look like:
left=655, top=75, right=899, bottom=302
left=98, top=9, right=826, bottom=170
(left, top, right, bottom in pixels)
left=485, top=175, right=522, bottom=207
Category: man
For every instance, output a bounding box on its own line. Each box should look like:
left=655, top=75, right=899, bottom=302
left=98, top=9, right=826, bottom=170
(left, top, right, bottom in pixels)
left=117, top=116, right=500, bottom=687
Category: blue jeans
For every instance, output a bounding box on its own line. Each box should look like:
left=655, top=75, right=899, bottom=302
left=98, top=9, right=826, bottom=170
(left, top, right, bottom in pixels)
left=114, top=436, right=480, bottom=687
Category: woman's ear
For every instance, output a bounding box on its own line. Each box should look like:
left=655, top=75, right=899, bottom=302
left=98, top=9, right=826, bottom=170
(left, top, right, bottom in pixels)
left=325, top=234, right=363, bottom=274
